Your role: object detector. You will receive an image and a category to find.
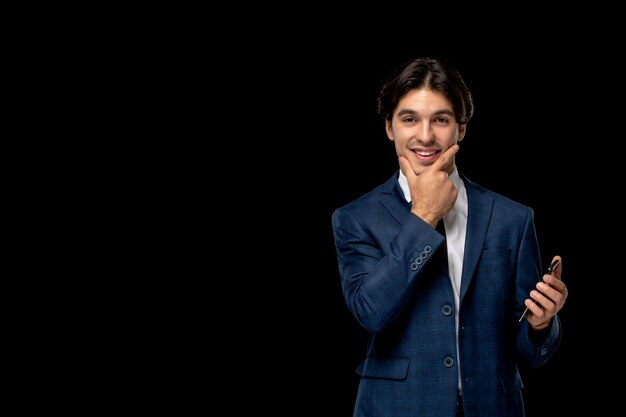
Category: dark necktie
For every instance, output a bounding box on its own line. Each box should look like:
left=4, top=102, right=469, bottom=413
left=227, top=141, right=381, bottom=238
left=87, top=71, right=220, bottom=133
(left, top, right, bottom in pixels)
left=436, top=220, right=448, bottom=273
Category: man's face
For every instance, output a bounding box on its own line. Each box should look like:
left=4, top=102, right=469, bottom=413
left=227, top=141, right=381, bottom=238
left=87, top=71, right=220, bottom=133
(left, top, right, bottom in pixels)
left=386, top=88, right=466, bottom=176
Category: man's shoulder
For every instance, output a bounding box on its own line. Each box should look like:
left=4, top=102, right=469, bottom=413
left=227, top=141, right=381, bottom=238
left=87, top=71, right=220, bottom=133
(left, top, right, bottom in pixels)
left=333, top=173, right=398, bottom=216
left=463, top=175, right=531, bottom=213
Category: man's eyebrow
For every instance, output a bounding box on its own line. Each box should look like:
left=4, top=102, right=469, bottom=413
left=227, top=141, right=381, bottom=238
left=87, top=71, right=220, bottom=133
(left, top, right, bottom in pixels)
left=396, top=108, right=455, bottom=117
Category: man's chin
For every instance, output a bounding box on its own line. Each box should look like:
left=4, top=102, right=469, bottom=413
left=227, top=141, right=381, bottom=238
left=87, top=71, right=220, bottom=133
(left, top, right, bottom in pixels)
left=409, top=161, right=430, bottom=175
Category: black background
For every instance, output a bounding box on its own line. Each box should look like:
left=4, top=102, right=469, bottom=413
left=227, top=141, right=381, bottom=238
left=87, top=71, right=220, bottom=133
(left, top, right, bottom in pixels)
left=42, top=13, right=623, bottom=416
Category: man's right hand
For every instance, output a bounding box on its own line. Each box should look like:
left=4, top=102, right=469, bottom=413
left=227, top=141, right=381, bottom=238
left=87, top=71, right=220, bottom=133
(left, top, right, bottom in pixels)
left=399, top=144, right=459, bottom=227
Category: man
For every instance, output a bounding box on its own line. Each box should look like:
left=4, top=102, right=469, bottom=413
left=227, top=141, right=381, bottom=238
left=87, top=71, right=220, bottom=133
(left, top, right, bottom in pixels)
left=331, top=57, right=568, bottom=417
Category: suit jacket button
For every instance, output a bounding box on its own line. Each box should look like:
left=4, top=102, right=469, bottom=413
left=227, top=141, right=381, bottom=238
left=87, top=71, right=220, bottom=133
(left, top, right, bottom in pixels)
left=441, top=305, right=452, bottom=316
left=444, top=356, right=455, bottom=367
left=410, top=262, right=418, bottom=271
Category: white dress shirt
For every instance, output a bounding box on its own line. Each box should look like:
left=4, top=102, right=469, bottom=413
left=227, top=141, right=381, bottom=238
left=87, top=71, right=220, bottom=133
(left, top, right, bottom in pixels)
left=398, top=166, right=468, bottom=392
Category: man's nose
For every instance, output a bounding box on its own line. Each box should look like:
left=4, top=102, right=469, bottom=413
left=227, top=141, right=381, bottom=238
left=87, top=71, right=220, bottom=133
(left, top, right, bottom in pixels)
left=417, top=123, right=434, bottom=143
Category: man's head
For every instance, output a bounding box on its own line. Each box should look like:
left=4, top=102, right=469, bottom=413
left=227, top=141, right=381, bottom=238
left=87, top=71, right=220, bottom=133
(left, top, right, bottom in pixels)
left=378, top=57, right=474, bottom=175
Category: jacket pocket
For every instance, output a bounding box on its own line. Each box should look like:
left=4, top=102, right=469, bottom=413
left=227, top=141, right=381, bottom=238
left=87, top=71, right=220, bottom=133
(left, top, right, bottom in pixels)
left=500, top=370, right=524, bottom=395
left=356, top=357, right=410, bottom=380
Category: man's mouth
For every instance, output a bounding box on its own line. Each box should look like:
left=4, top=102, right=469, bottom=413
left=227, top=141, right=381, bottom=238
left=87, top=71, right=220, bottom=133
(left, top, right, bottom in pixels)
left=414, top=150, right=440, bottom=157
left=411, top=149, right=442, bottom=161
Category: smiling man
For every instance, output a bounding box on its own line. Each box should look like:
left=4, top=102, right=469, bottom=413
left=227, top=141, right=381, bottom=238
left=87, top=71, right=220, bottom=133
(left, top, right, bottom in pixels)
left=331, top=57, right=568, bottom=417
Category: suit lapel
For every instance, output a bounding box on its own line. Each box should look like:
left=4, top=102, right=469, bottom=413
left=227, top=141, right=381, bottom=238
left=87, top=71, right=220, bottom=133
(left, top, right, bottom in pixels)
left=380, top=172, right=412, bottom=225
left=460, top=176, right=495, bottom=301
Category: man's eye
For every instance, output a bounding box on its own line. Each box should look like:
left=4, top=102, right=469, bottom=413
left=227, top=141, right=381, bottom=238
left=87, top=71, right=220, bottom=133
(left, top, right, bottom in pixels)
left=434, top=117, right=449, bottom=124
left=403, top=117, right=416, bottom=123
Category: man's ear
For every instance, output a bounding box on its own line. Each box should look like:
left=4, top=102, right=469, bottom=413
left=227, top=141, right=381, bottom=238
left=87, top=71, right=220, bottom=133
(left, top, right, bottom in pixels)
left=386, top=120, right=394, bottom=141
left=458, top=123, right=467, bottom=142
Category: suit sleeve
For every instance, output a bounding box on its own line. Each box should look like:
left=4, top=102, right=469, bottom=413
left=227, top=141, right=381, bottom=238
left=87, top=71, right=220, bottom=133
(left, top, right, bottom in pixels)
left=331, top=207, right=446, bottom=333
left=515, top=207, right=562, bottom=368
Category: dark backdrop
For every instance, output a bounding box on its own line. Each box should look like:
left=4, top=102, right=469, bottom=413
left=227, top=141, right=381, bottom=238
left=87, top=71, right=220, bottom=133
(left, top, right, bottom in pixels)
left=62, top=14, right=623, bottom=416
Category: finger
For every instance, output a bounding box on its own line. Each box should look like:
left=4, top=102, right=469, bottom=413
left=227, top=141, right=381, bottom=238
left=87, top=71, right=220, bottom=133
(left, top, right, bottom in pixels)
left=431, top=144, right=459, bottom=172
left=398, top=156, right=415, bottom=181
left=524, top=298, right=547, bottom=319
left=536, top=281, right=563, bottom=305
left=542, top=275, right=567, bottom=292
left=528, top=289, right=556, bottom=313
left=539, top=277, right=568, bottom=304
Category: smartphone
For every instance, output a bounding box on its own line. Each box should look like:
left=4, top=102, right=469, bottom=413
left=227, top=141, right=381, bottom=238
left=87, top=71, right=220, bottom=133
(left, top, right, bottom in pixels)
left=518, top=259, right=560, bottom=323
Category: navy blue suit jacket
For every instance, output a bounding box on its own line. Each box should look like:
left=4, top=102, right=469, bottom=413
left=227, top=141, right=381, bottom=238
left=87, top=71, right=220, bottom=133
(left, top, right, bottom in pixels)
left=332, top=172, right=561, bottom=417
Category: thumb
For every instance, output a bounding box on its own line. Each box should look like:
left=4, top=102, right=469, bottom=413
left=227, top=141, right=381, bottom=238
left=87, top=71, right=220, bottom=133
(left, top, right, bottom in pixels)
left=431, top=144, right=459, bottom=173
left=550, top=256, right=562, bottom=280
